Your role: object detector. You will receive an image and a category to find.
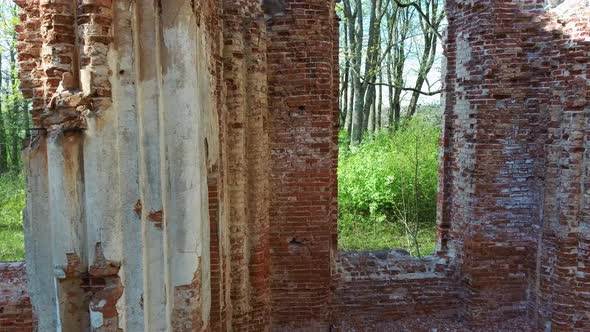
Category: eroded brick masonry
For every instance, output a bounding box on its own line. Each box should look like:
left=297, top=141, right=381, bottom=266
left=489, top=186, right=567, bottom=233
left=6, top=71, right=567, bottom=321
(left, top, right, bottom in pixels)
left=0, top=0, right=589, bottom=331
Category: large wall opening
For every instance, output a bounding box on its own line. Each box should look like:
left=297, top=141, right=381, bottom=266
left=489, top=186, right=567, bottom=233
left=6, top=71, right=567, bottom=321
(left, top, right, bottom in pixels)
left=0, top=1, right=27, bottom=263
left=338, top=116, right=440, bottom=255
left=0, top=4, right=32, bottom=330
left=336, top=0, right=445, bottom=257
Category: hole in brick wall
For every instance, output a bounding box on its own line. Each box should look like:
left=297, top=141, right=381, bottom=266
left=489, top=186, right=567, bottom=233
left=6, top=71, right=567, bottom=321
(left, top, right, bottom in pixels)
left=261, top=0, right=286, bottom=17
left=289, top=106, right=305, bottom=118
left=289, top=237, right=304, bottom=245
left=288, top=237, right=310, bottom=256
left=337, top=12, right=443, bottom=256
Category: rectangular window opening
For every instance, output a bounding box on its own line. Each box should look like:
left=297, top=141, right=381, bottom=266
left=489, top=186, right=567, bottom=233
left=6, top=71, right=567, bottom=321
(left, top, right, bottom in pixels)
left=336, top=0, right=446, bottom=258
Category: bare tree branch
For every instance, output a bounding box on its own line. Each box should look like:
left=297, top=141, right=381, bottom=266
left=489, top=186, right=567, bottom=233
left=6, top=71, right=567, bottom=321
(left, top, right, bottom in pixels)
left=349, top=66, right=441, bottom=96
left=392, top=0, right=443, bottom=39
left=369, top=81, right=441, bottom=96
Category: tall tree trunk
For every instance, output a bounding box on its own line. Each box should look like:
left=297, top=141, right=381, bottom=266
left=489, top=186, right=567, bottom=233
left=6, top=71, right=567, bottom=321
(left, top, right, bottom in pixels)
left=362, top=85, right=375, bottom=133
left=352, top=76, right=365, bottom=143
left=340, top=19, right=350, bottom=128
left=406, top=0, right=443, bottom=118
left=370, top=93, right=376, bottom=133
left=359, top=0, right=382, bottom=137
left=377, top=69, right=382, bottom=130
left=387, top=51, right=394, bottom=128
left=9, top=46, right=19, bottom=169
left=346, top=79, right=354, bottom=141
left=0, top=53, right=7, bottom=174
left=391, top=7, right=410, bottom=130
left=341, top=79, right=348, bottom=128
left=343, top=0, right=366, bottom=144
left=393, top=87, right=403, bottom=130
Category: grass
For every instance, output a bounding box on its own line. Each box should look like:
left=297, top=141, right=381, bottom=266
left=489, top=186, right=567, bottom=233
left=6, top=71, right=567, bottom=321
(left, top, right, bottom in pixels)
left=0, top=173, right=26, bottom=261
left=338, top=213, right=437, bottom=255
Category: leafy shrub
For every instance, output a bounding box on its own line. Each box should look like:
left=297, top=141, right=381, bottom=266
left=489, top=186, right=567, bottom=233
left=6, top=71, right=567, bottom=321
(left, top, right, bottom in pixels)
left=338, top=116, right=440, bottom=255
left=0, top=173, right=25, bottom=261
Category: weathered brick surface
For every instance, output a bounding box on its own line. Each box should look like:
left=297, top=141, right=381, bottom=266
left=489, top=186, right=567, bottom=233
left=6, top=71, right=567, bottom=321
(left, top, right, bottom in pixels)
left=0, top=263, right=33, bottom=332
left=334, top=251, right=460, bottom=323
left=442, top=0, right=542, bottom=322
left=531, top=4, right=590, bottom=330
left=220, top=1, right=271, bottom=331
left=4, top=0, right=590, bottom=331
left=267, top=1, right=339, bottom=329
left=442, top=0, right=590, bottom=329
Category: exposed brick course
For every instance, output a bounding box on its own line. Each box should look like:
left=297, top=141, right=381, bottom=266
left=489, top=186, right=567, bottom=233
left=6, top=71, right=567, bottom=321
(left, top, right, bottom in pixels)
left=267, top=1, right=339, bottom=329
left=441, top=0, right=590, bottom=329
left=0, top=263, right=33, bottom=332
left=334, top=251, right=460, bottom=323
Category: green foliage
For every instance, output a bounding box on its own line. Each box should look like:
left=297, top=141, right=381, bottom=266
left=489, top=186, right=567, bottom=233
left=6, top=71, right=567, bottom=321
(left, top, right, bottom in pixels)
left=0, top=2, right=27, bottom=174
left=338, top=214, right=436, bottom=254
left=0, top=2, right=26, bottom=261
left=0, top=173, right=25, bottom=261
left=338, top=115, right=440, bottom=255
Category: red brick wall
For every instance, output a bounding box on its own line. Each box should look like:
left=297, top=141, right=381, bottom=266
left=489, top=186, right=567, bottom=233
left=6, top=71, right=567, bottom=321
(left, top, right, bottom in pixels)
left=267, top=1, right=339, bottom=329
left=531, top=5, right=590, bottom=330
left=220, top=0, right=271, bottom=330
left=0, top=263, right=33, bottom=332
left=208, top=173, right=223, bottom=331
left=442, top=0, right=590, bottom=329
left=442, top=0, right=544, bottom=322
left=334, top=251, right=460, bottom=324
left=14, top=0, right=42, bottom=120
left=6, top=0, right=590, bottom=331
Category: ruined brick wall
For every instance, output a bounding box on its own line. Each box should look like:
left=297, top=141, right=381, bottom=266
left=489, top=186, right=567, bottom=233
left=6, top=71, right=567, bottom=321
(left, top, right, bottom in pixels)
left=441, top=0, right=546, bottom=322
left=6, top=0, right=590, bottom=331
left=0, top=263, right=33, bottom=332
left=532, top=3, right=590, bottom=330
left=220, top=0, right=270, bottom=330
left=333, top=251, right=460, bottom=324
left=14, top=0, right=224, bottom=330
left=330, top=0, right=589, bottom=329
left=267, top=1, right=339, bottom=329
left=9, top=0, right=339, bottom=331
left=442, top=0, right=590, bottom=329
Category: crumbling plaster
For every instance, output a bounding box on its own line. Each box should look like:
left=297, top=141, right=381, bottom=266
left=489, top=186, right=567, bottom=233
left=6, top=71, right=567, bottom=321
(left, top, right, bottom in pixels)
left=1, top=0, right=589, bottom=331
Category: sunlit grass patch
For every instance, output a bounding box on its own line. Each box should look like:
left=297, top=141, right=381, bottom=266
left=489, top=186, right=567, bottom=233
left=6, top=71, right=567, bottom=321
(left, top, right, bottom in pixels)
left=338, top=213, right=437, bottom=256
left=0, top=174, right=25, bottom=261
